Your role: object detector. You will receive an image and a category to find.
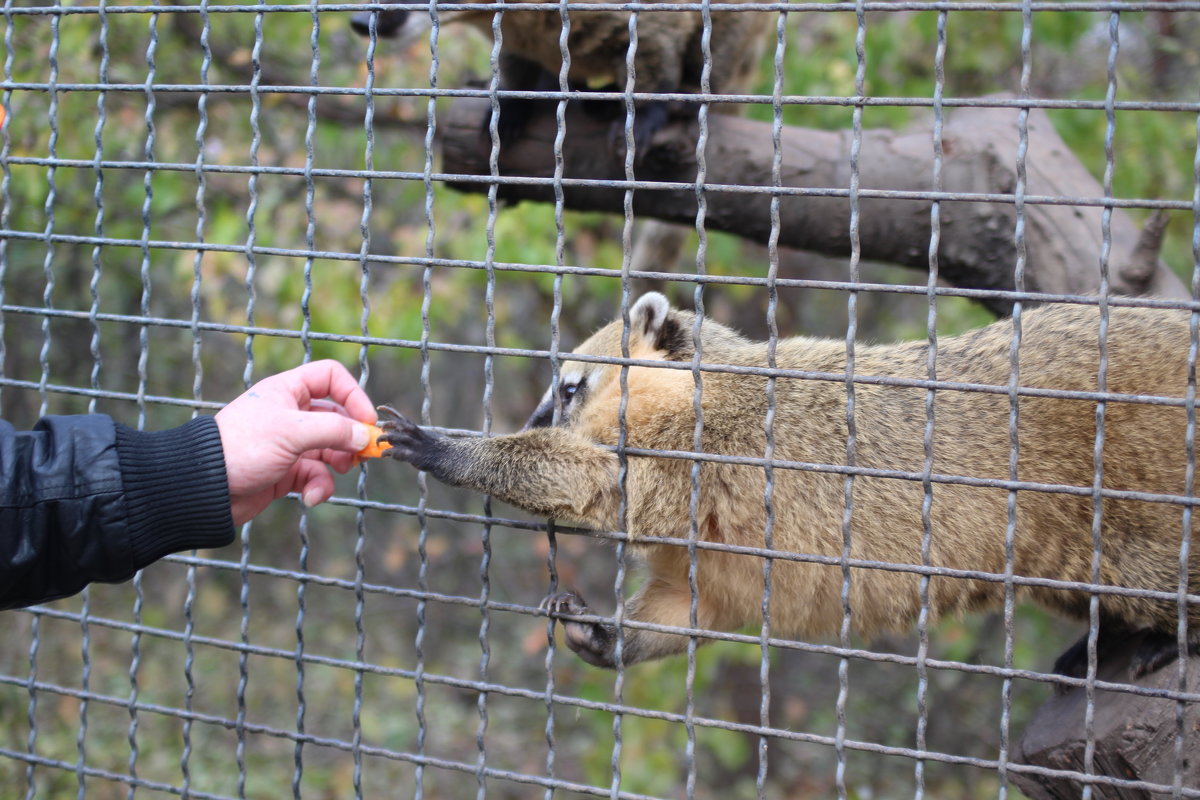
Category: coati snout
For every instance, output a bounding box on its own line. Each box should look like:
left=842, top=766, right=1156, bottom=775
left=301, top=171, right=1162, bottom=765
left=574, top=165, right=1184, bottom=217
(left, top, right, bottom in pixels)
left=380, top=292, right=1199, bottom=681
left=348, top=8, right=410, bottom=38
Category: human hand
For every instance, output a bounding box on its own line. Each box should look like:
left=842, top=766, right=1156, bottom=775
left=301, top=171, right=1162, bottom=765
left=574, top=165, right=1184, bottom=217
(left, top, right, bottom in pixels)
left=215, top=360, right=377, bottom=525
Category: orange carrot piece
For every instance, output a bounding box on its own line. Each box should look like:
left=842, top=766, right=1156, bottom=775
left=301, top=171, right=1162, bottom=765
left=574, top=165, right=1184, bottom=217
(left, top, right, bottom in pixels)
left=353, top=423, right=390, bottom=464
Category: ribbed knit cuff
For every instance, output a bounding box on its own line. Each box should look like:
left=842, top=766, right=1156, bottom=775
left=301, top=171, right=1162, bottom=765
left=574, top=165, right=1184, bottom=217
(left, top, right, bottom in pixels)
left=115, top=416, right=235, bottom=570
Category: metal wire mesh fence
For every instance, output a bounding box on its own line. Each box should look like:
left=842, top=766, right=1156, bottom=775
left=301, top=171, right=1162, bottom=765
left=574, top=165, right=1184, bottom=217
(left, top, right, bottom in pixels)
left=0, top=2, right=1198, bottom=798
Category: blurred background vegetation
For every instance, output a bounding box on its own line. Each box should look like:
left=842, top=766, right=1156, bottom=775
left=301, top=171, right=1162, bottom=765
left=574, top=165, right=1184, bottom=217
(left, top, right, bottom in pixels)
left=0, top=3, right=1197, bottom=798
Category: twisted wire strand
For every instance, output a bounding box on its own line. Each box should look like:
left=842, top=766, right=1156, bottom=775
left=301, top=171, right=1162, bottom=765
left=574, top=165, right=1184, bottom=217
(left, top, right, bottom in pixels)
left=0, top=0, right=11, bottom=419
left=473, top=5, right=506, bottom=796
left=290, top=4, right=322, bottom=796
left=233, top=10, right=265, bottom=799
left=125, top=10, right=161, bottom=794
left=1177, top=77, right=1200, bottom=800
left=23, top=5, right=60, bottom=795
left=0, top=5, right=1197, bottom=799
left=75, top=2, right=110, bottom=795
left=835, top=2, right=866, bottom=796
left=543, top=0, right=573, bottom=794
left=913, top=9, right=946, bottom=799
left=756, top=5, right=787, bottom=796
left=1079, top=13, right=1119, bottom=800
left=413, top=2, right=442, bottom=796
left=682, top=0, right=714, bottom=794
left=352, top=11, right=378, bottom=797
left=608, top=8, right=644, bottom=797
left=998, top=1, right=1034, bottom=795
left=180, top=5, right=211, bottom=798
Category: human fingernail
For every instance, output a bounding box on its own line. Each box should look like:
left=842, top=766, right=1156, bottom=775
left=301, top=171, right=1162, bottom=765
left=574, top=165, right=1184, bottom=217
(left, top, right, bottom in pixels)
left=351, top=422, right=371, bottom=451
left=302, top=487, right=323, bottom=508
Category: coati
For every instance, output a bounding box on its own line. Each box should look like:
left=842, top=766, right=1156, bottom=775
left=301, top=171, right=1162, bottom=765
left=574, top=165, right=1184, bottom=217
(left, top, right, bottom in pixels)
left=377, top=293, right=1199, bottom=678
left=349, top=2, right=771, bottom=154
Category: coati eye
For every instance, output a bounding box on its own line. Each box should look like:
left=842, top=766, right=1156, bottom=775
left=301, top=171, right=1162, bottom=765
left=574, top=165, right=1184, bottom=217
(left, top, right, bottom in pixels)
left=561, top=382, right=579, bottom=401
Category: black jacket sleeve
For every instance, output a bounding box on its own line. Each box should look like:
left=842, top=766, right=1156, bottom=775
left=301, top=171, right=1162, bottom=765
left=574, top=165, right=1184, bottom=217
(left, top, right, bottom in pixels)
left=0, top=414, right=235, bottom=610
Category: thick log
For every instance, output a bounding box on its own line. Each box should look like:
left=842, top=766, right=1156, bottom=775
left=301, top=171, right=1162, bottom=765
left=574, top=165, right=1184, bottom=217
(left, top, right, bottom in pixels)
left=439, top=97, right=1186, bottom=314
left=1013, top=636, right=1200, bottom=799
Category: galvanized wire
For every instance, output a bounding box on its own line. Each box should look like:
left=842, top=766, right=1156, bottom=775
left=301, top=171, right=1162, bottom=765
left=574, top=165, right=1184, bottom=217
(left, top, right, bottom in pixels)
left=756, top=5, right=787, bottom=797
left=414, top=3, right=441, bottom=798
left=23, top=6, right=61, bottom=796
left=683, top=0, right=713, bottom=793
left=181, top=7, right=210, bottom=798
left=7, top=614, right=1200, bottom=800
left=4, top=2, right=1200, bottom=16
left=125, top=10, right=160, bottom=795
left=609, top=8, right=641, bottom=798
left=913, top=9, right=947, bottom=799
left=0, top=0, right=9, bottom=421
left=3, top=81, right=1200, bottom=116
left=1181, top=80, right=1200, bottom=800
left=76, top=3, right=109, bottom=796
left=233, top=11, right=266, bottom=799
left=998, top=1, right=1034, bottom=795
left=475, top=4, right=504, bottom=795
left=19, top=589, right=1200, bottom=702
left=291, top=4, right=322, bottom=797
left=354, top=11, right=378, bottom=798
left=835, top=2, right=867, bottom=795
left=544, top=0, right=572, bottom=793
left=1079, top=13, right=1120, bottom=800
left=1, top=4, right=1198, bottom=800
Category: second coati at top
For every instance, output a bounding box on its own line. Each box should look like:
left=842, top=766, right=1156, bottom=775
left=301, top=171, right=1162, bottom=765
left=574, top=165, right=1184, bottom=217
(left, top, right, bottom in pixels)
left=378, top=293, right=1199, bottom=679
left=350, top=2, right=771, bottom=151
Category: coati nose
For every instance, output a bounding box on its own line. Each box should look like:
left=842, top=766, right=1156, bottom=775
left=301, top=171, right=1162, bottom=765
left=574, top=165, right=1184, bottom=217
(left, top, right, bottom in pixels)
left=349, top=9, right=409, bottom=38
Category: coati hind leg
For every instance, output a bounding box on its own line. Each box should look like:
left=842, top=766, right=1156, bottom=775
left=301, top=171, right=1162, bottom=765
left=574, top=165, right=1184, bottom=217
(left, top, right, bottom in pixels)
left=544, top=579, right=722, bottom=668
left=1127, top=629, right=1200, bottom=679
left=1052, top=619, right=1200, bottom=690
left=377, top=405, right=621, bottom=529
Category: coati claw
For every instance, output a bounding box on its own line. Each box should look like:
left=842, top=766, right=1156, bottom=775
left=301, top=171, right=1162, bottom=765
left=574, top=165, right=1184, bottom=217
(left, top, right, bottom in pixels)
left=376, top=404, right=445, bottom=472
left=544, top=591, right=618, bottom=669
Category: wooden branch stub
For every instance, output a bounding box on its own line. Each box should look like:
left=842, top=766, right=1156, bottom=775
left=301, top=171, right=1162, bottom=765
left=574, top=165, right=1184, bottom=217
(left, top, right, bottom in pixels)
left=1012, top=636, right=1200, bottom=800
left=1121, top=210, right=1172, bottom=292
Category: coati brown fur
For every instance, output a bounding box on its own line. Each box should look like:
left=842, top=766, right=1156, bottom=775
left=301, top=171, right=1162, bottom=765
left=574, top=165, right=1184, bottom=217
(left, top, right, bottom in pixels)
left=349, top=1, right=771, bottom=152
left=378, top=293, right=1200, bottom=678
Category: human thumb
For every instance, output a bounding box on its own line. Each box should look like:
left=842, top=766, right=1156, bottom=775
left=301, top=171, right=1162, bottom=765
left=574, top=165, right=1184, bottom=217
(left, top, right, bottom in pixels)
left=284, top=410, right=372, bottom=455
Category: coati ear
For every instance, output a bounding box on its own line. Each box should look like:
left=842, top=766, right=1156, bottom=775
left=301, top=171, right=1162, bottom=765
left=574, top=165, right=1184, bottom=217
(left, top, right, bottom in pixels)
left=630, top=293, right=670, bottom=340
left=629, top=292, right=686, bottom=357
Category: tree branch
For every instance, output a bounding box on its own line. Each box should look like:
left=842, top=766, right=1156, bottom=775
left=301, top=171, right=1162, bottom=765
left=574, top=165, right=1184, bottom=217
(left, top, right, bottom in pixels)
left=1012, top=634, right=1200, bottom=799
left=439, top=97, right=1185, bottom=313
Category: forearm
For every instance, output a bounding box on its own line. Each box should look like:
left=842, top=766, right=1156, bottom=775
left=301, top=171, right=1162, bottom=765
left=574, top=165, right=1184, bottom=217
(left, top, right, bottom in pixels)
left=438, top=431, right=620, bottom=524
left=380, top=411, right=620, bottom=527
left=0, top=415, right=235, bottom=609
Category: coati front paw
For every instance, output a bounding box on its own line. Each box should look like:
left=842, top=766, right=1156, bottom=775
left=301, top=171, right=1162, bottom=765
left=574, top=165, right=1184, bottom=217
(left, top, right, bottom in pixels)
left=376, top=404, right=445, bottom=473
left=543, top=591, right=618, bottom=669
